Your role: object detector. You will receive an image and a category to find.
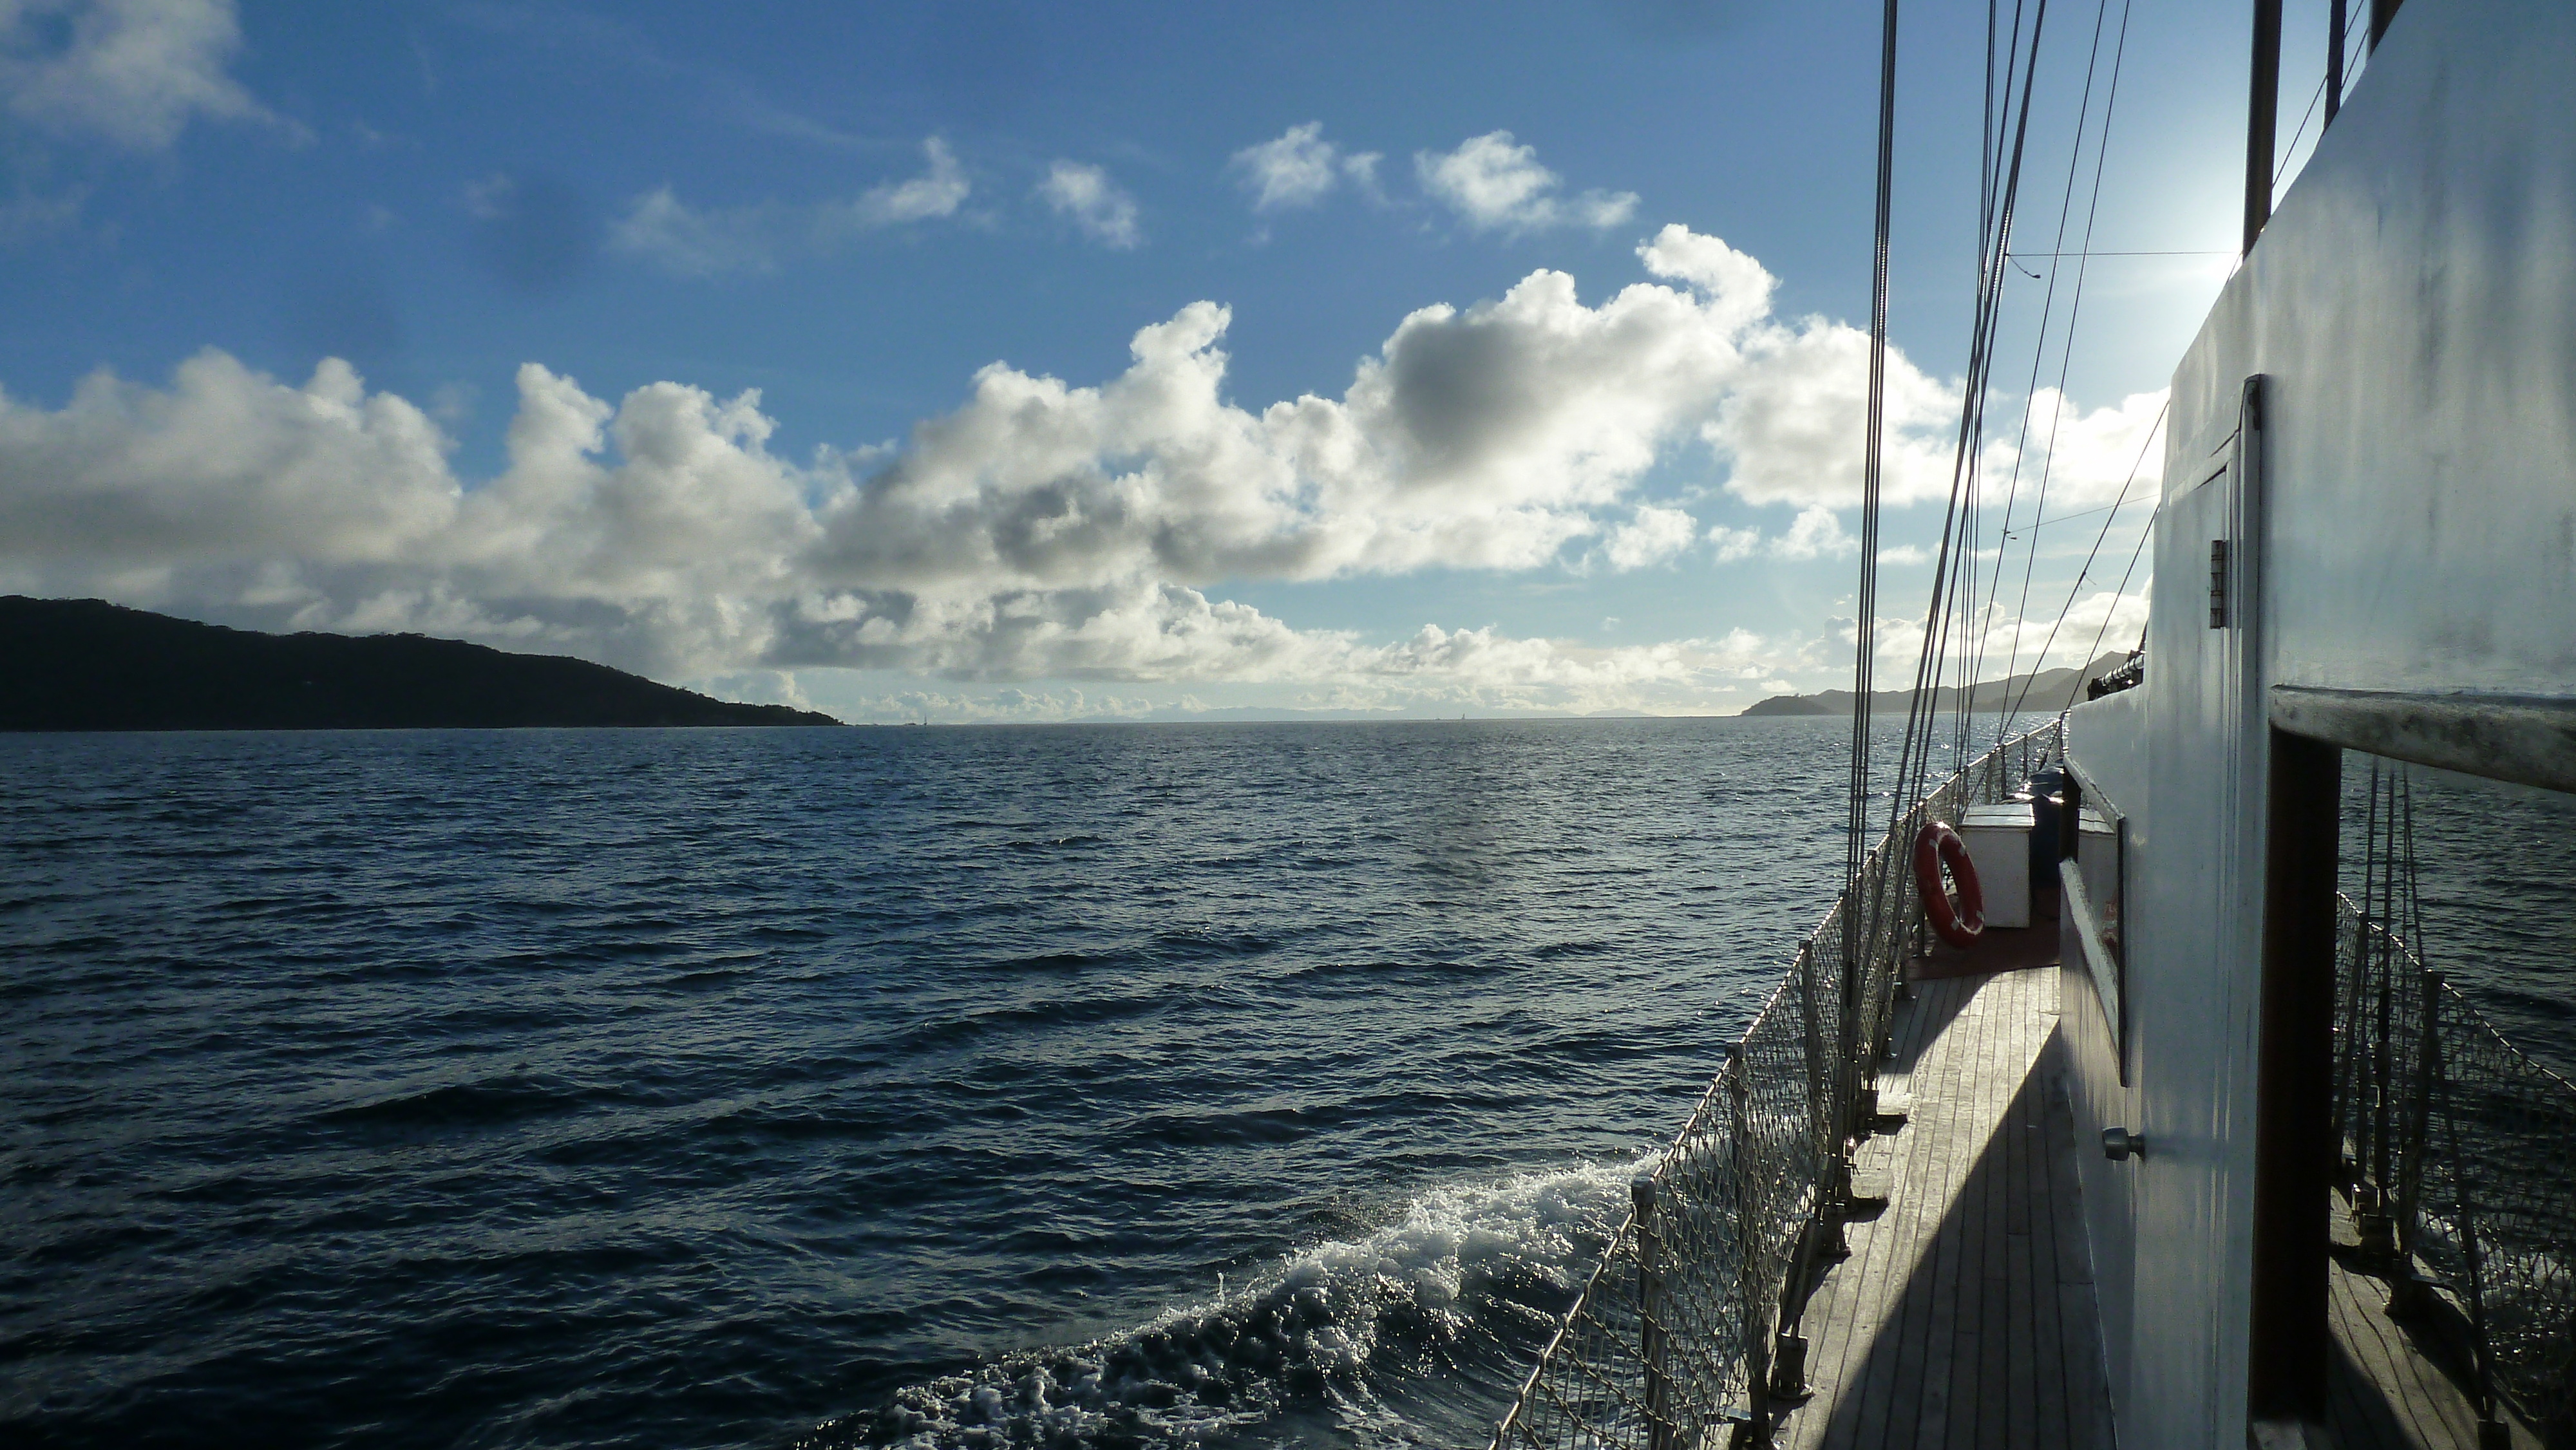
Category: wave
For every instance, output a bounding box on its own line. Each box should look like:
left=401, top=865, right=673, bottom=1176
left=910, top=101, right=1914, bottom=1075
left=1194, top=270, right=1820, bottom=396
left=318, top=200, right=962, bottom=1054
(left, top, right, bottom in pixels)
left=801, top=1158, right=1649, bottom=1449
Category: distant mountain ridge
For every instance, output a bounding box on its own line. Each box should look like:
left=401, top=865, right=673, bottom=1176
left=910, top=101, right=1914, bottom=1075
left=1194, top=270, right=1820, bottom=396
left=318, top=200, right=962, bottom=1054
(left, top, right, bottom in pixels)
left=1739, top=650, right=2132, bottom=718
left=0, top=598, right=842, bottom=731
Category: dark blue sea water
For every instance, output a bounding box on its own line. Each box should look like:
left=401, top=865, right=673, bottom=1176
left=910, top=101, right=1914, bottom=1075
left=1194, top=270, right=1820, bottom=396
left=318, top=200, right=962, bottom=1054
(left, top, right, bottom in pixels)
left=5, top=721, right=2567, bottom=1450
left=2, top=720, right=1902, bottom=1450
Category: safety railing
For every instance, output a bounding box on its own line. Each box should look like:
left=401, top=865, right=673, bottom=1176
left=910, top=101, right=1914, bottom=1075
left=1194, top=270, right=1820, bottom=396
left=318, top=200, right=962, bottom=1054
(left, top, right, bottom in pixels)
left=1490, top=721, right=2061, bottom=1450
left=2333, top=898, right=2576, bottom=1442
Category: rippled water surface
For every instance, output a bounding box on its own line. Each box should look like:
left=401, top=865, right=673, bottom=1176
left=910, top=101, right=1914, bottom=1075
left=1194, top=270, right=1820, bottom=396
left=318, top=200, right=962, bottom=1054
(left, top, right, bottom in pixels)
left=3, top=720, right=1904, bottom=1450
left=6, top=721, right=2567, bottom=1450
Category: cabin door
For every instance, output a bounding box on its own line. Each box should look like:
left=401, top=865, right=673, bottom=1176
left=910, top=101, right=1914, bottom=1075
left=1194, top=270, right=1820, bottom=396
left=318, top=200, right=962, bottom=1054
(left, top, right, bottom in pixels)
left=2128, top=374, right=2271, bottom=1443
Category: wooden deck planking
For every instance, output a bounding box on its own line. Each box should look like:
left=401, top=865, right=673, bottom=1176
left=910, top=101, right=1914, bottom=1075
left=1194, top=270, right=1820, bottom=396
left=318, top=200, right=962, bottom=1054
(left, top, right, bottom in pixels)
left=1762, top=956, right=2528, bottom=1450
left=2322, top=1243, right=2544, bottom=1450
left=1777, top=965, right=2113, bottom=1450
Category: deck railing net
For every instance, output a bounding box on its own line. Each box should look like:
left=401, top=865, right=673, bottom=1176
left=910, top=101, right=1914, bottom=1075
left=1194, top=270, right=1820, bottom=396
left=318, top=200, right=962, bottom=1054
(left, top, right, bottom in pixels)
left=2332, top=898, right=2576, bottom=1438
left=1491, top=722, right=2061, bottom=1450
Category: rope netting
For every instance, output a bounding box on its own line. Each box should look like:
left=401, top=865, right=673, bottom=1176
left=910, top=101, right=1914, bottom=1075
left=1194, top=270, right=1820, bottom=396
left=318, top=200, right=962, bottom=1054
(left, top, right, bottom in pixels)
left=2333, top=896, right=2576, bottom=1437
left=1490, top=723, right=2061, bottom=1450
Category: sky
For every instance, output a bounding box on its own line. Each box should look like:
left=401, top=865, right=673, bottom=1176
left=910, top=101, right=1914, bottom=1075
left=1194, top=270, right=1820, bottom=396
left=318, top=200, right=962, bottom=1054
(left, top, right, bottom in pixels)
left=0, top=0, right=2366, bottom=722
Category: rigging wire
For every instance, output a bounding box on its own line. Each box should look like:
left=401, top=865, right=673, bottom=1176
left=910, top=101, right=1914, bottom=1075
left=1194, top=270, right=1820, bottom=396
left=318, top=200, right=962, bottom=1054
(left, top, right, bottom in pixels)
left=1944, top=0, right=2035, bottom=776
left=1931, top=0, right=2039, bottom=782
left=2275, top=70, right=2331, bottom=185
left=2000, top=492, right=2148, bottom=535
left=1844, top=0, right=1902, bottom=1036
left=1902, top=0, right=2047, bottom=809
left=2040, top=400, right=2169, bottom=716
left=1991, top=0, right=2134, bottom=743
left=1856, top=0, right=2051, bottom=986
left=1973, top=0, right=2116, bottom=708
left=1994, top=394, right=2166, bottom=722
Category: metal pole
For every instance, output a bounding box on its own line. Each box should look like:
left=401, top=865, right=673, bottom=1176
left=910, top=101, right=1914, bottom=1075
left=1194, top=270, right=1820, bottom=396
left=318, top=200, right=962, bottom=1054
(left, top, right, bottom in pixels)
left=1633, top=1175, right=1678, bottom=1450
left=1798, top=940, right=1846, bottom=1263
left=2244, top=0, right=2284, bottom=256
left=1730, top=1057, right=1773, bottom=1447
left=2394, top=959, right=2439, bottom=1268
left=2325, top=0, right=2347, bottom=127
left=2368, top=0, right=2402, bottom=53
left=2424, top=979, right=2510, bottom=1445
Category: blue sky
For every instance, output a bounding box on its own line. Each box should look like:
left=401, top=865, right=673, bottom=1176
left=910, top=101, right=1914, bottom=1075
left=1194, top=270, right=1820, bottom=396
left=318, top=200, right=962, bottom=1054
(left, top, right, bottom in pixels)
left=0, top=0, right=2361, bottom=720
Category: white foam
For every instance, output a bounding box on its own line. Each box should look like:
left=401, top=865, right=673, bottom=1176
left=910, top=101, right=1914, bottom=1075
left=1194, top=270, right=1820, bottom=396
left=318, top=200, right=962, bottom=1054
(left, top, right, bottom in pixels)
left=817, top=1156, right=1651, bottom=1449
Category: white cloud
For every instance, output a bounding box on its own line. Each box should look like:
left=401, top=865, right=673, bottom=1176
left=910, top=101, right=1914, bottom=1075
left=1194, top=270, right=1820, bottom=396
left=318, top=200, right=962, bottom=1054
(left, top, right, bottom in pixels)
left=1984, top=386, right=2167, bottom=511
left=1602, top=504, right=1696, bottom=570
left=1768, top=504, right=1857, bottom=560
left=1700, top=300, right=2167, bottom=514
left=0, top=0, right=292, bottom=149
left=1227, top=122, right=1381, bottom=212
left=844, top=137, right=969, bottom=226
left=1415, top=131, right=1638, bottom=235
left=0, top=350, right=459, bottom=566
left=1702, top=503, right=1859, bottom=563
left=609, top=138, right=970, bottom=277
left=1638, top=223, right=1774, bottom=332
left=0, top=225, right=2146, bottom=713
left=1037, top=160, right=1140, bottom=249
left=1863, top=590, right=2150, bottom=683
left=1709, top=523, right=1762, bottom=563
left=1229, top=122, right=1334, bottom=211
left=0, top=182, right=84, bottom=240
left=611, top=185, right=775, bottom=277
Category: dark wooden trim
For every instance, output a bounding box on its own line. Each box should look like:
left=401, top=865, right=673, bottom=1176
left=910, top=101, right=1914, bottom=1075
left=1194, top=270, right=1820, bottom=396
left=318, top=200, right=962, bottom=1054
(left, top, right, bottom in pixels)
left=2246, top=0, right=2284, bottom=256
left=2269, top=686, right=2576, bottom=794
left=2248, top=729, right=2342, bottom=1424
left=2326, top=0, right=2346, bottom=127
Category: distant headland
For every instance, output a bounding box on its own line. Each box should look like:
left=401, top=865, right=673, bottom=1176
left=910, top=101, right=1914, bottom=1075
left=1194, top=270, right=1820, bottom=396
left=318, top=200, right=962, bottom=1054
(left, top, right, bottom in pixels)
left=1738, top=650, right=2132, bottom=717
left=0, top=597, right=842, bottom=731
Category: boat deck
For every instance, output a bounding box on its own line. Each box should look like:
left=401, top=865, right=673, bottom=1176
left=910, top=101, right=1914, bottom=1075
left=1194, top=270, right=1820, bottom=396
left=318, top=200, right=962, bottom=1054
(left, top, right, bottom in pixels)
left=1772, top=952, right=2115, bottom=1450
left=2324, top=1205, right=2546, bottom=1450
left=1759, top=930, right=2540, bottom=1450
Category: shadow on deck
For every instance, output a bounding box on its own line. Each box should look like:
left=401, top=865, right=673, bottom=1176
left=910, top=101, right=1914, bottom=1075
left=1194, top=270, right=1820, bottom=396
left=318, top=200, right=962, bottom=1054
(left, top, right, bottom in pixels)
left=1754, top=947, right=2544, bottom=1450
left=1771, top=961, right=2115, bottom=1450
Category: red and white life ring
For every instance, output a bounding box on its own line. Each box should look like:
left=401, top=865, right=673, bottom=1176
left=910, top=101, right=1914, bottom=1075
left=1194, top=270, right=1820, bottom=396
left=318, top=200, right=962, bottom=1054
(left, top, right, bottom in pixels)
left=1912, top=820, right=1986, bottom=949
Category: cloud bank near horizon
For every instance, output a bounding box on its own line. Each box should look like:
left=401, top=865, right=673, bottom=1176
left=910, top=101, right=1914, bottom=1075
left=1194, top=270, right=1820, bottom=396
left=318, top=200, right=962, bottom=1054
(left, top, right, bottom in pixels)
left=0, top=224, right=2157, bottom=717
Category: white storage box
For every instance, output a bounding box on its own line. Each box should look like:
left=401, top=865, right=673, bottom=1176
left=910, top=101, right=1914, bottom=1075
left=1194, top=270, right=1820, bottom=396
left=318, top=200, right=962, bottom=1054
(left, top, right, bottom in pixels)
left=1956, top=802, right=2035, bottom=929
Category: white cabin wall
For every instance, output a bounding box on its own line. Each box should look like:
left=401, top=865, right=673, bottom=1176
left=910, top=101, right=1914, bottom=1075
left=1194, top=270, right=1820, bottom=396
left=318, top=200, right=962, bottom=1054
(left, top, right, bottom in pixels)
left=2114, top=0, right=2576, bottom=1445
left=2125, top=423, right=2265, bottom=1450
left=2058, top=686, right=2148, bottom=1422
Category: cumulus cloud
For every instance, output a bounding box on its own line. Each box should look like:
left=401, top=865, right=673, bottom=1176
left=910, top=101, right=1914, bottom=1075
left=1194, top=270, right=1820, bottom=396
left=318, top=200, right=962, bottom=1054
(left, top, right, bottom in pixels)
left=0, top=223, right=2148, bottom=713
left=1416, top=131, right=1638, bottom=234
left=1699, top=291, right=2166, bottom=514
left=1602, top=504, right=1697, bottom=570
left=1037, top=160, right=1140, bottom=249
left=1984, top=387, right=2167, bottom=511
left=611, top=138, right=969, bottom=277
left=1703, top=504, right=1858, bottom=563
left=1227, top=122, right=1381, bottom=212
left=0, top=0, right=292, bottom=149
left=1864, top=590, right=2150, bottom=683
left=1709, top=523, right=1762, bottom=563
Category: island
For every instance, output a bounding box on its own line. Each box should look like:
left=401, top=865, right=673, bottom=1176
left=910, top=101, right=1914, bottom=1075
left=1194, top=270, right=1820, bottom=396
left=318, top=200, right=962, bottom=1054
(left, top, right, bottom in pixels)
left=1738, top=650, right=2131, bottom=717
left=0, top=597, right=843, bottom=731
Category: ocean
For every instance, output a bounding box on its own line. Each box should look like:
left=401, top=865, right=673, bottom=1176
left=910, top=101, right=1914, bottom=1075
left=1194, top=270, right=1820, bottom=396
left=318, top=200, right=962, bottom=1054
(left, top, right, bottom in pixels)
left=3, top=720, right=2566, bottom=1449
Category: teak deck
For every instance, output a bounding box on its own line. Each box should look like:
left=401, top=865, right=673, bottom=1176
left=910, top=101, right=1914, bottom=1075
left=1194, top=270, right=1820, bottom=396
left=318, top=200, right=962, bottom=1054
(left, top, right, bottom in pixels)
left=1774, top=960, right=2115, bottom=1450
left=1761, top=946, right=2532, bottom=1450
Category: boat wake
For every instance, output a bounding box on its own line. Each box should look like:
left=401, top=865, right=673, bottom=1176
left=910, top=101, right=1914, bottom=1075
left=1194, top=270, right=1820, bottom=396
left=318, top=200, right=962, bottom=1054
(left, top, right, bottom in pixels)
left=805, top=1159, right=1649, bottom=1449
